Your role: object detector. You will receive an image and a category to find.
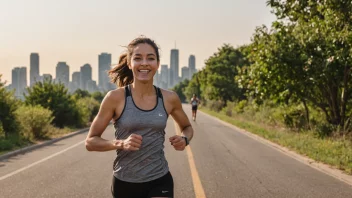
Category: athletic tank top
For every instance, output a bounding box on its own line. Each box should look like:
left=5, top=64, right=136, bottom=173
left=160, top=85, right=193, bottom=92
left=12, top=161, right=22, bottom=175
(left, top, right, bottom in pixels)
left=112, top=84, right=169, bottom=183
left=191, top=98, right=198, bottom=106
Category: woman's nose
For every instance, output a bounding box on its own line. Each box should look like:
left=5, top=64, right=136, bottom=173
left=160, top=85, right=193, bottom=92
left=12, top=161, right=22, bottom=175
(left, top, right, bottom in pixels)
left=141, top=58, right=148, bottom=65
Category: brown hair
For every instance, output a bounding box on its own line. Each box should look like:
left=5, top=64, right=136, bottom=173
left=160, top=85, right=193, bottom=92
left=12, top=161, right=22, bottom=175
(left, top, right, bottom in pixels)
left=108, top=36, right=160, bottom=87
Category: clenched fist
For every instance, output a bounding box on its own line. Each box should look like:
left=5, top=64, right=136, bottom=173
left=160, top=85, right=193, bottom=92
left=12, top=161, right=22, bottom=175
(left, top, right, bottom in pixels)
left=117, top=134, right=143, bottom=151
left=169, top=135, right=186, bottom=151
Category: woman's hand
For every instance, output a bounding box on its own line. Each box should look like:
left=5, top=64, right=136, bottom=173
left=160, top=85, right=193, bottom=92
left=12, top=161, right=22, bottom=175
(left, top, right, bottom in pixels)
left=115, top=134, right=143, bottom=151
left=169, top=135, right=186, bottom=151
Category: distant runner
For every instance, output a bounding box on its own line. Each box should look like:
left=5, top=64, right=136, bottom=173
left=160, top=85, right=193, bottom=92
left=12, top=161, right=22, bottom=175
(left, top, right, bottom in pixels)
left=190, top=94, right=200, bottom=121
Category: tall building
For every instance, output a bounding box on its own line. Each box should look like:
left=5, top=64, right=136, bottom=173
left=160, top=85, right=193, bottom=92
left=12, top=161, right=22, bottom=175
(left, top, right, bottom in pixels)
left=56, top=62, right=70, bottom=87
left=168, top=67, right=173, bottom=89
left=69, top=71, right=80, bottom=92
left=12, top=67, right=27, bottom=99
left=30, top=53, right=40, bottom=86
left=72, top=72, right=80, bottom=88
left=87, top=80, right=98, bottom=93
left=98, top=53, right=112, bottom=91
left=170, top=49, right=179, bottom=87
left=181, top=66, right=190, bottom=81
left=188, top=55, right=196, bottom=78
left=42, top=74, right=52, bottom=81
left=80, top=64, right=92, bottom=90
left=160, top=65, right=168, bottom=89
left=154, top=70, right=161, bottom=87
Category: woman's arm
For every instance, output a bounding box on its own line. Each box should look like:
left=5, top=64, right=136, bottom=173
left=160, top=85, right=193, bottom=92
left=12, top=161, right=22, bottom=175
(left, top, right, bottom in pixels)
left=169, top=92, right=194, bottom=150
left=85, top=91, right=123, bottom=151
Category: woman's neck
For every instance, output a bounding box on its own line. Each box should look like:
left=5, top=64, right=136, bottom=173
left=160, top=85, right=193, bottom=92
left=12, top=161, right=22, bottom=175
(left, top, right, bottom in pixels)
left=131, top=81, right=155, bottom=97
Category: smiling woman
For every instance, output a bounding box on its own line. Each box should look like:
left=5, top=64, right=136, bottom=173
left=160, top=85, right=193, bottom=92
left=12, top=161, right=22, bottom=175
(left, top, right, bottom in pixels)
left=85, top=36, right=194, bottom=198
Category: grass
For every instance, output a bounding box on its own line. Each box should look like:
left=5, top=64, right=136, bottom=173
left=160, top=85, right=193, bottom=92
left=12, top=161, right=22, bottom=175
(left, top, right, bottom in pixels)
left=0, top=126, right=80, bottom=156
left=200, top=107, right=352, bottom=175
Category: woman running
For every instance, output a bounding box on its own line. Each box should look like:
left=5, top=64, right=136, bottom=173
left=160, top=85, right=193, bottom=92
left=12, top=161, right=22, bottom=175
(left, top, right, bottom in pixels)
left=190, top=94, right=200, bottom=121
left=85, top=36, right=194, bottom=198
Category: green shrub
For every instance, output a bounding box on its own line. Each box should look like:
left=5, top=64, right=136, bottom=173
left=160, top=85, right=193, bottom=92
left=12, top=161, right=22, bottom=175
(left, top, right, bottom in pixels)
left=0, top=138, right=13, bottom=150
left=234, top=100, right=247, bottom=114
left=206, top=100, right=225, bottom=112
left=314, top=123, right=335, bottom=138
left=76, top=97, right=100, bottom=126
left=221, top=101, right=235, bottom=117
left=15, top=105, right=54, bottom=140
left=0, top=77, right=20, bottom=138
left=0, top=122, right=5, bottom=138
left=25, top=79, right=81, bottom=128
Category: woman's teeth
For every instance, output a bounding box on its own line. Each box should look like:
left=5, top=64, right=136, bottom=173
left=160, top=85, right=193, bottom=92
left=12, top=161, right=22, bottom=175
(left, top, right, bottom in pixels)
left=139, top=70, right=149, bottom=73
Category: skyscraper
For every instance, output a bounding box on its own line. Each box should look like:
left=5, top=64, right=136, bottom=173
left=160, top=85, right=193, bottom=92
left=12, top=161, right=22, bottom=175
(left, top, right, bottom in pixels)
left=98, top=53, right=112, bottom=91
left=12, top=67, right=27, bottom=99
left=170, top=49, right=179, bottom=87
left=181, top=66, right=190, bottom=81
left=55, top=62, right=70, bottom=87
left=70, top=71, right=81, bottom=92
left=80, top=64, right=92, bottom=90
left=188, top=55, right=196, bottom=78
left=42, top=74, right=52, bottom=81
left=160, top=65, right=168, bottom=89
left=30, top=53, right=40, bottom=86
left=87, top=80, right=98, bottom=93
left=72, top=72, right=80, bottom=88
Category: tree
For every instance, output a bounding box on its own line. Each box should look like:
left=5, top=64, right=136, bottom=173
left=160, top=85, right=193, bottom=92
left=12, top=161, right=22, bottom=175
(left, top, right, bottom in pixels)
left=0, top=74, right=19, bottom=138
left=91, top=91, right=105, bottom=103
left=245, top=0, right=352, bottom=127
left=24, top=79, right=80, bottom=128
left=185, top=72, right=202, bottom=102
left=72, top=89, right=91, bottom=100
left=172, top=79, right=190, bottom=103
left=201, top=44, right=248, bottom=104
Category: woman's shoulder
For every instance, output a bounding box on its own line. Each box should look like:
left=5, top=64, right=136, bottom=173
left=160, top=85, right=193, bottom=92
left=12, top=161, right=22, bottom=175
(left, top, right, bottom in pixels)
left=158, top=87, right=181, bottom=103
left=103, top=87, right=126, bottom=103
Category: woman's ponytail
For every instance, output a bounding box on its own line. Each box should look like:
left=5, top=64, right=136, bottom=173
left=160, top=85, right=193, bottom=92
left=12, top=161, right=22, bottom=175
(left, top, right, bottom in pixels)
left=108, top=53, right=133, bottom=87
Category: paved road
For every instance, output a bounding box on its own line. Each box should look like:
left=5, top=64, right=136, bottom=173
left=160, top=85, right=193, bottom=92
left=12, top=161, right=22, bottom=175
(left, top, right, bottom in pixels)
left=1, top=104, right=352, bottom=198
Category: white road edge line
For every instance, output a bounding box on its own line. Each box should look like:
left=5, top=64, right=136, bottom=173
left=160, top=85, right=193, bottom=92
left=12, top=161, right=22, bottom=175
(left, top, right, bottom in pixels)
left=0, top=140, right=85, bottom=181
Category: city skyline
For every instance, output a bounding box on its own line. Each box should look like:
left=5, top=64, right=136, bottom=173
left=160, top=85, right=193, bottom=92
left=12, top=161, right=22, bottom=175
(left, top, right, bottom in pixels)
left=4, top=47, right=198, bottom=88
left=7, top=49, right=197, bottom=97
left=0, top=0, right=276, bottom=84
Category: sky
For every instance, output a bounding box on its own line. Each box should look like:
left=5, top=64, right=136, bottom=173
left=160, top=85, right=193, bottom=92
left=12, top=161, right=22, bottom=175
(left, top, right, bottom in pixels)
left=0, top=0, right=276, bottom=85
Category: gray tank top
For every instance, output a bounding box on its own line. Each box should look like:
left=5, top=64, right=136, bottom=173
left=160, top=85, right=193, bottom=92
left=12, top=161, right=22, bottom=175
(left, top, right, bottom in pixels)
left=113, top=84, right=169, bottom=183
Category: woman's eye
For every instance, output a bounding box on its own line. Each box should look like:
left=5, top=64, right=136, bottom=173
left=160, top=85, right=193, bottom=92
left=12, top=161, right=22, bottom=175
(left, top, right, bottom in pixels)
left=148, top=58, right=155, bottom=61
left=134, top=57, right=141, bottom=60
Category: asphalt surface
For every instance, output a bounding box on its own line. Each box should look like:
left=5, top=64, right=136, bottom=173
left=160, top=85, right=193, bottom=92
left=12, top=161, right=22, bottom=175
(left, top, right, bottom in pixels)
left=1, top=104, right=352, bottom=198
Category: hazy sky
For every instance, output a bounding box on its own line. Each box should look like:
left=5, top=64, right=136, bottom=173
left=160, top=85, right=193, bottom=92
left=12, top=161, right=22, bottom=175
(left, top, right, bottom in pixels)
left=0, top=0, right=276, bottom=85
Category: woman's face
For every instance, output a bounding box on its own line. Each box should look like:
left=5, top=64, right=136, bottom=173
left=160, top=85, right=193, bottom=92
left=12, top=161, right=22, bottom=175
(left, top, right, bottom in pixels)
left=130, top=43, right=159, bottom=83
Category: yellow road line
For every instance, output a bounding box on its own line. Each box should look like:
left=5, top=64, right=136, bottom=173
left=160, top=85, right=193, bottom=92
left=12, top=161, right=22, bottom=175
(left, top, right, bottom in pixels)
left=174, top=120, right=206, bottom=198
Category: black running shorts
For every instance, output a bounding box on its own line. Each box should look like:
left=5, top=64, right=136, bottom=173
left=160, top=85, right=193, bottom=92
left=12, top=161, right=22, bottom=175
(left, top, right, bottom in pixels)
left=111, top=172, right=174, bottom=198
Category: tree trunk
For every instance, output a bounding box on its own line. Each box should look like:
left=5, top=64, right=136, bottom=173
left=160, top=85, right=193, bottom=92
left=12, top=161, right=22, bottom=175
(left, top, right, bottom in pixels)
left=340, top=65, right=351, bottom=129
left=302, top=99, right=310, bottom=130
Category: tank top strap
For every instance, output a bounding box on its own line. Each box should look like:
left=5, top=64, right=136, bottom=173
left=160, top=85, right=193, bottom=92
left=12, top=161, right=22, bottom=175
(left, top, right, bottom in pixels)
left=125, top=85, right=131, bottom=97
left=156, top=86, right=163, bottom=99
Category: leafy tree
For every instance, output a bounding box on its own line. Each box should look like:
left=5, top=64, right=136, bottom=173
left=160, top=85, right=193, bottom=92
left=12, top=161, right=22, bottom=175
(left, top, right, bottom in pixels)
left=185, top=72, right=202, bottom=102
left=72, top=89, right=91, bottom=100
left=245, top=0, right=352, bottom=127
left=76, top=97, right=100, bottom=125
left=172, top=79, right=190, bottom=103
left=91, top=91, right=105, bottom=103
left=201, top=44, right=248, bottom=104
left=24, top=79, right=80, bottom=128
left=0, top=74, right=19, bottom=138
